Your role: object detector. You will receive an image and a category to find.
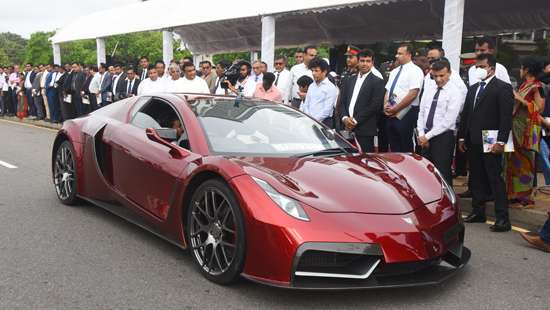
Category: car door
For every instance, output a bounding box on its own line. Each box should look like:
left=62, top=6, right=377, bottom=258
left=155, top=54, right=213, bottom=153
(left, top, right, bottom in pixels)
left=109, top=97, right=194, bottom=221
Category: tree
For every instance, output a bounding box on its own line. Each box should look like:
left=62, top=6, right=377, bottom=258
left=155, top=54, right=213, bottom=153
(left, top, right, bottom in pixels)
left=24, top=31, right=54, bottom=65
left=61, top=39, right=97, bottom=65
left=0, top=48, right=9, bottom=66
left=0, top=32, right=27, bottom=65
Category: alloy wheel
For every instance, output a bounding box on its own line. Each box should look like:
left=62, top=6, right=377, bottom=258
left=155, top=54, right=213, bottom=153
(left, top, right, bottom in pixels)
left=189, top=188, right=238, bottom=276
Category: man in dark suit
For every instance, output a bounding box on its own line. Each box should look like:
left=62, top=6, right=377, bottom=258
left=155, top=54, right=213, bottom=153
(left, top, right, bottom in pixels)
left=338, top=49, right=385, bottom=152
left=22, top=63, right=37, bottom=117
left=458, top=53, right=514, bottom=232
left=138, top=56, right=150, bottom=81
left=111, top=64, right=127, bottom=102
left=117, top=68, right=140, bottom=99
left=98, top=63, right=112, bottom=106
left=31, top=64, right=45, bottom=120
left=69, top=63, right=86, bottom=117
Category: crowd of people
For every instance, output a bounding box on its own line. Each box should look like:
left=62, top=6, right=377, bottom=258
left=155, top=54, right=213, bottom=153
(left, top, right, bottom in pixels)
left=1, top=37, right=550, bottom=253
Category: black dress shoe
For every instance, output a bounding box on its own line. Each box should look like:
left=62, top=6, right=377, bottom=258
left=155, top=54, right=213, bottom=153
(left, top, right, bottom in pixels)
left=464, top=213, right=486, bottom=223
left=490, top=220, right=511, bottom=232
left=458, top=190, right=472, bottom=198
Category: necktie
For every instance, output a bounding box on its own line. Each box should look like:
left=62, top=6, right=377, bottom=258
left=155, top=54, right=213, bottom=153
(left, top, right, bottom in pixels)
left=425, top=87, right=442, bottom=132
left=474, top=81, right=486, bottom=108
left=388, top=65, right=403, bottom=105
left=275, top=72, right=280, bottom=86
left=127, top=80, right=132, bottom=95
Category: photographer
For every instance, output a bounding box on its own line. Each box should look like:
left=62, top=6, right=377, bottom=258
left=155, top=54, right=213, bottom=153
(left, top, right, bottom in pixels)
left=226, top=61, right=258, bottom=97
left=213, top=60, right=230, bottom=95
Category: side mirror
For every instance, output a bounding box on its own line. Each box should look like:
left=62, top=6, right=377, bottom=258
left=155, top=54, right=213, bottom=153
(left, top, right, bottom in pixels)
left=145, top=128, right=188, bottom=159
left=154, top=128, right=178, bottom=142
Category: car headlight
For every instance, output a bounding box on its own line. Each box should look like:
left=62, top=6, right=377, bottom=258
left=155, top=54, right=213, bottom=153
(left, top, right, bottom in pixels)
left=434, top=168, right=456, bottom=205
left=252, top=177, right=310, bottom=221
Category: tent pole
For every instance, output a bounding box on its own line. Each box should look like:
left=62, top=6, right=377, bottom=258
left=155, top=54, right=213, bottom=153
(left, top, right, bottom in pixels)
left=163, top=30, right=174, bottom=67
left=441, top=0, right=464, bottom=72
left=52, top=43, right=61, bottom=66
left=96, top=38, right=106, bottom=67
left=261, top=15, right=276, bottom=72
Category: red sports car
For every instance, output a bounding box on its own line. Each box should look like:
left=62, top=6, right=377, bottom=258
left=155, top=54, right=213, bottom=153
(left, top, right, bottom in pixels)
left=51, top=93, right=470, bottom=289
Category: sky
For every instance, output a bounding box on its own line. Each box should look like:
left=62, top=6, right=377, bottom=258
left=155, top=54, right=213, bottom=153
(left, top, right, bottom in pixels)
left=0, top=0, right=141, bottom=38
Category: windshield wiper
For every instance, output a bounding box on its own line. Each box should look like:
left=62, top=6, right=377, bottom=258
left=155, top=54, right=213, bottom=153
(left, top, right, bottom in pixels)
left=295, top=147, right=357, bottom=158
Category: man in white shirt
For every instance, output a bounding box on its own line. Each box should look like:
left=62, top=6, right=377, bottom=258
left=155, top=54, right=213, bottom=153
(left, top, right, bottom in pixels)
left=300, top=58, right=339, bottom=127
left=417, top=59, right=464, bottom=185
left=138, top=66, right=167, bottom=95
left=290, top=46, right=317, bottom=103
left=164, top=63, right=185, bottom=93
left=467, top=37, right=511, bottom=86
left=384, top=44, right=425, bottom=152
left=178, top=63, right=210, bottom=94
left=273, top=56, right=292, bottom=105
left=0, top=67, right=5, bottom=115
left=40, top=64, right=51, bottom=120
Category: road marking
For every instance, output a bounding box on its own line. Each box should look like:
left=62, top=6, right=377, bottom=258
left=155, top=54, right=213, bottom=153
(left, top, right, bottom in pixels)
left=0, top=118, right=59, bottom=132
left=0, top=160, right=17, bottom=169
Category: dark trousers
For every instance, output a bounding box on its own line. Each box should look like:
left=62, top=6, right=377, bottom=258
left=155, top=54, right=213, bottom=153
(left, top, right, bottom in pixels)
left=73, top=95, right=84, bottom=116
left=61, top=96, right=76, bottom=121
left=90, top=95, right=99, bottom=111
left=0, top=93, right=4, bottom=115
left=454, top=136, right=468, bottom=176
left=7, top=88, right=17, bottom=114
left=421, top=131, right=455, bottom=186
left=356, top=135, right=375, bottom=153
left=25, top=89, right=35, bottom=116
left=291, top=98, right=302, bottom=109
left=467, top=143, right=509, bottom=222
left=386, top=106, right=418, bottom=152
left=321, top=117, right=334, bottom=129
left=540, top=216, right=550, bottom=244
left=377, top=114, right=389, bottom=152
left=33, top=95, right=45, bottom=119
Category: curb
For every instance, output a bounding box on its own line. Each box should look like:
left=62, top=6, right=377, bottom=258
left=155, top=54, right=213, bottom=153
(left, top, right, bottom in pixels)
left=0, top=116, right=62, bottom=131
left=459, top=197, right=548, bottom=231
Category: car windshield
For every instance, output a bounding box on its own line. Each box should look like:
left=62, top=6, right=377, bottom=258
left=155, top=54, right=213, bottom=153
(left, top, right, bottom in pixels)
left=188, top=98, right=353, bottom=156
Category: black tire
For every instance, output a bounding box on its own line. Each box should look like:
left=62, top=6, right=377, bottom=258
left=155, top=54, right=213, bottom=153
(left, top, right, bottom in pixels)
left=185, top=179, right=246, bottom=285
left=52, top=140, right=79, bottom=205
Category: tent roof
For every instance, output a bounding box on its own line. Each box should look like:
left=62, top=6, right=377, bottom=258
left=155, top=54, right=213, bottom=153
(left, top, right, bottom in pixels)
left=51, top=0, right=550, bottom=54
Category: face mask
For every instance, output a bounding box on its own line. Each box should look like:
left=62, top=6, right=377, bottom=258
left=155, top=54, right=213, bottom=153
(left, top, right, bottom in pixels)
left=475, top=67, right=488, bottom=81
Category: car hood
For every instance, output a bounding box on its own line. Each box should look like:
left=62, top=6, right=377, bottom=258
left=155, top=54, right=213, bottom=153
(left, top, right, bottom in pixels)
left=228, top=153, right=443, bottom=215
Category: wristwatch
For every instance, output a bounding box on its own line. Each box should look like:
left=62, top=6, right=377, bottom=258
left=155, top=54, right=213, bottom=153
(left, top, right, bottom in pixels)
left=496, top=141, right=505, bottom=146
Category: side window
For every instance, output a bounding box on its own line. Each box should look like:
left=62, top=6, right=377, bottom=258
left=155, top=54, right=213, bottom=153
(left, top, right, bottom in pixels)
left=129, top=96, right=150, bottom=121
left=131, top=99, right=190, bottom=150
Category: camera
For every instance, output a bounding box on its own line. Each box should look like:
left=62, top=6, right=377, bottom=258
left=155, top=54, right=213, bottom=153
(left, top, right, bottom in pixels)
left=220, top=63, right=240, bottom=89
left=220, top=61, right=245, bottom=89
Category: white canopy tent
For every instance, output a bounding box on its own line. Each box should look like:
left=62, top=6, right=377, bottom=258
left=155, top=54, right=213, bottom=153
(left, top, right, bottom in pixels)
left=50, top=0, right=550, bottom=71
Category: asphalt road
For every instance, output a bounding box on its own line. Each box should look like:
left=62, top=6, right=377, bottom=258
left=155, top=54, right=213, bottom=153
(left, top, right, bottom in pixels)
left=0, top=119, right=548, bottom=310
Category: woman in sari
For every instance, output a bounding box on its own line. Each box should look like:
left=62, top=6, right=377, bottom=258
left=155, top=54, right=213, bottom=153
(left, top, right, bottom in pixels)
left=505, top=57, right=546, bottom=207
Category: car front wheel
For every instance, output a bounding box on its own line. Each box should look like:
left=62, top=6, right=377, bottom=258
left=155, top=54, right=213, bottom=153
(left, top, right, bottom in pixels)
left=53, top=140, right=79, bottom=205
left=186, top=179, right=246, bottom=285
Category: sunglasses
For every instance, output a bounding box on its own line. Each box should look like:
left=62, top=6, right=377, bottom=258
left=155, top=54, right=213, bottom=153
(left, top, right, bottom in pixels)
left=274, top=62, right=284, bottom=65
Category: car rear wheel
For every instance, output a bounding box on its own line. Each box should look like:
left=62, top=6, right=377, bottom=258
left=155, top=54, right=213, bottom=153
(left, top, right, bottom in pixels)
left=53, top=140, right=78, bottom=205
left=186, top=179, right=246, bottom=285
